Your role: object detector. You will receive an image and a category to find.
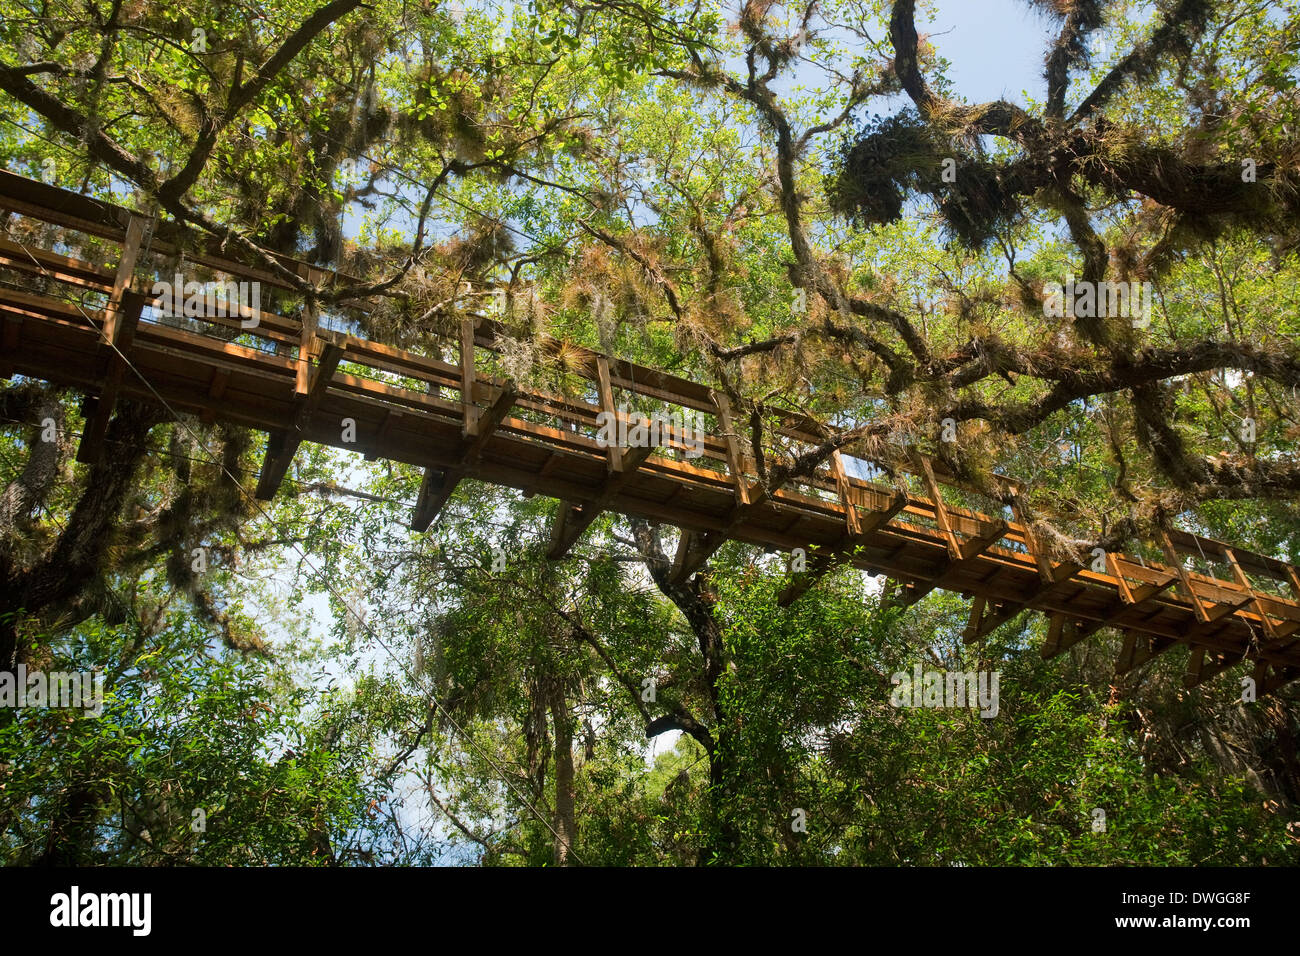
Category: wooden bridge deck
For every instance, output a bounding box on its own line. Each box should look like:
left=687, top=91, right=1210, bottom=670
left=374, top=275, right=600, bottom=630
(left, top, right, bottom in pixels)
left=2, top=170, right=1299, bottom=695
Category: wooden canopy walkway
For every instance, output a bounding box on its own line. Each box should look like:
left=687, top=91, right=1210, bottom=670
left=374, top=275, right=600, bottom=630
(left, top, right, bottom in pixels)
left=2, top=170, right=1299, bottom=695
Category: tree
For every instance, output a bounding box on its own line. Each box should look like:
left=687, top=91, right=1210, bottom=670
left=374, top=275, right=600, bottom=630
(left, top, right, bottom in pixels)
left=2, top=0, right=1298, bottom=866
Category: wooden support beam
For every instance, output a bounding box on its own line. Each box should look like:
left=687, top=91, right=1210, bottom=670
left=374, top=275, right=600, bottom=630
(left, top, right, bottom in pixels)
left=963, top=559, right=1083, bottom=643
left=206, top=364, right=232, bottom=398
left=777, top=547, right=841, bottom=608
left=548, top=500, right=580, bottom=557
left=296, top=302, right=317, bottom=397
left=255, top=344, right=342, bottom=499
left=538, top=452, right=563, bottom=479
left=1041, top=572, right=1180, bottom=658
left=901, top=518, right=1008, bottom=607
left=830, top=450, right=862, bottom=536
left=859, top=490, right=909, bottom=538
left=1159, top=528, right=1210, bottom=623
left=365, top=408, right=405, bottom=461
left=1115, top=629, right=1178, bottom=675
left=410, top=467, right=454, bottom=532
left=1106, top=552, right=1136, bottom=605
left=1115, top=630, right=1140, bottom=673
left=460, top=317, right=479, bottom=438
left=713, top=390, right=752, bottom=506
left=201, top=368, right=231, bottom=424
left=545, top=444, right=654, bottom=558
left=961, top=518, right=1008, bottom=561
left=670, top=529, right=702, bottom=583
left=1286, top=565, right=1300, bottom=601
left=0, top=314, right=21, bottom=377
left=411, top=385, right=518, bottom=532
left=595, top=355, right=621, bottom=473
left=962, top=596, right=989, bottom=643
left=780, top=491, right=909, bottom=609
left=102, top=215, right=147, bottom=346
left=1184, top=646, right=1245, bottom=688
left=293, top=264, right=329, bottom=398
left=76, top=215, right=149, bottom=463
left=1224, top=548, right=1280, bottom=640
left=668, top=481, right=778, bottom=586
left=1257, top=662, right=1300, bottom=697
left=1012, top=498, right=1055, bottom=583
left=1200, top=592, right=1253, bottom=625
left=76, top=289, right=146, bottom=463
left=918, top=455, right=960, bottom=560
left=1042, top=616, right=1099, bottom=658
left=255, top=430, right=294, bottom=500
left=463, top=384, right=518, bottom=461
left=1043, top=613, right=1071, bottom=657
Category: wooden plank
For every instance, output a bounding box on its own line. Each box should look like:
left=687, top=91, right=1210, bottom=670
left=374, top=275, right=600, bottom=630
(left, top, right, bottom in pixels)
left=1107, top=551, right=1136, bottom=604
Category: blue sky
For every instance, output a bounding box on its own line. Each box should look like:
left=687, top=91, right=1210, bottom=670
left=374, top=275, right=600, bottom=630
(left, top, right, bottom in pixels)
left=927, top=0, right=1058, bottom=107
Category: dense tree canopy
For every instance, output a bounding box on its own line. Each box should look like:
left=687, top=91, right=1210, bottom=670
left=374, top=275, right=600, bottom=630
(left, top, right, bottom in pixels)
left=1, top=0, right=1298, bottom=865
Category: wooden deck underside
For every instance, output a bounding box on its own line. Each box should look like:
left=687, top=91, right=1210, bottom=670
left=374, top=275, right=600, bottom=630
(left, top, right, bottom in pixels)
left=2, top=169, right=1299, bottom=695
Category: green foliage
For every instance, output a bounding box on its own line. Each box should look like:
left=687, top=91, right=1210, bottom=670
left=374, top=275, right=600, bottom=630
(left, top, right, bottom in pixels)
left=0, top=608, right=372, bottom=865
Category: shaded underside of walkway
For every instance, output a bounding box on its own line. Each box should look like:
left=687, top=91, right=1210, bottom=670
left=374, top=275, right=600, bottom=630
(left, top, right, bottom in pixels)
left=1, top=170, right=1299, bottom=695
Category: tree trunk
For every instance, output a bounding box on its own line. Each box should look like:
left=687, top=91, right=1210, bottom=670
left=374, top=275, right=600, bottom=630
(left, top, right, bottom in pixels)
left=549, top=678, right=577, bottom=866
